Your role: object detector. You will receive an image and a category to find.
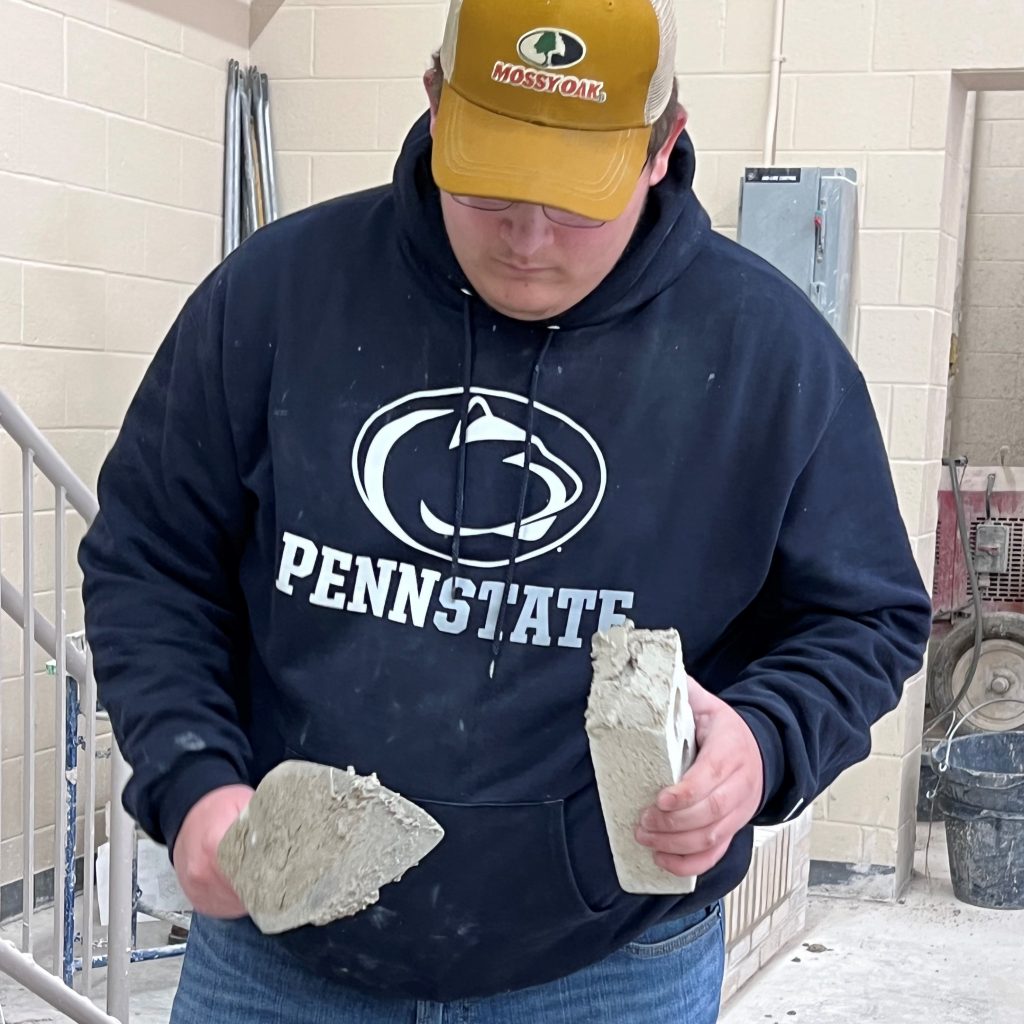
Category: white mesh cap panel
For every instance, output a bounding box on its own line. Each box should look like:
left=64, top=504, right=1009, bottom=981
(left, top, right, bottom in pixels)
left=439, top=0, right=464, bottom=80
left=645, top=0, right=678, bottom=124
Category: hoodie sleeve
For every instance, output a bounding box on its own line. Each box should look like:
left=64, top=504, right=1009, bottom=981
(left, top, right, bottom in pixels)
left=721, top=375, right=932, bottom=826
left=79, top=280, right=256, bottom=857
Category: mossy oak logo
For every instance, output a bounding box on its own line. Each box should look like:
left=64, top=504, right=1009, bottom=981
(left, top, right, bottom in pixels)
left=517, top=28, right=586, bottom=70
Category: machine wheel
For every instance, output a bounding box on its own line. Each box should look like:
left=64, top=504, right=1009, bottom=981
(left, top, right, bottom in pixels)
left=928, top=613, right=1024, bottom=733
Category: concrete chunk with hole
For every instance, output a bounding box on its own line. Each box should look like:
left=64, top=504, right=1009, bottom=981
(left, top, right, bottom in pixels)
left=217, top=761, right=444, bottom=934
left=586, top=620, right=697, bottom=894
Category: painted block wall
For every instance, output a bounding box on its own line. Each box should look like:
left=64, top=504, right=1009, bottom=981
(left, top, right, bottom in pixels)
left=0, top=0, right=248, bottom=893
left=947, top=91, right=1024, bottom=465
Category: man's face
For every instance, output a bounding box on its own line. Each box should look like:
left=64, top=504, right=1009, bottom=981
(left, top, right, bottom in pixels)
left=427, top=77, right=685, bottom=322
left=438, top=176, right=649, bottom=323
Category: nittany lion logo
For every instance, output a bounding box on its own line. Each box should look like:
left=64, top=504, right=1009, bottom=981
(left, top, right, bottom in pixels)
left=352, top=388, right=606, bottom=568
left=517, top=28, right=587, bottom=70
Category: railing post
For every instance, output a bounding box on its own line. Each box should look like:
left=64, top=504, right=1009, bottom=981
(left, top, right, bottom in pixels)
left=81, top=647, right=98, bottom=997
left=22, top=446, right=36, bottom=954
left=107, top=742, right=134, bottom=1023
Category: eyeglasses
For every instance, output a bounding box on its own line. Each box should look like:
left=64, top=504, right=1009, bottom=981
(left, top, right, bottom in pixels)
left=449, top=193, right=607, bottom=229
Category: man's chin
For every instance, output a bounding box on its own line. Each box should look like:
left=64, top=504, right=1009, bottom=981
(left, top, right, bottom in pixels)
left=478, top=282, right=574, bottom=323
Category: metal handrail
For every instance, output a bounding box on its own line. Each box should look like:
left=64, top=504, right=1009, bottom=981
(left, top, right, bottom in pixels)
left=0, top=573, right=88, bottom=683
left=0, top=940, right=119, bottom=1024
left=0, top=389, right=99, bottom=523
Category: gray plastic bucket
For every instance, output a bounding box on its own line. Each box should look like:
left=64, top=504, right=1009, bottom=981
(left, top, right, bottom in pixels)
left=932, top=730, right=1024, bottom=910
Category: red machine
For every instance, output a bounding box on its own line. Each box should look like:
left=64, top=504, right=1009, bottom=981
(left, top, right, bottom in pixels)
left=929, top=465, right=1024, bottom=732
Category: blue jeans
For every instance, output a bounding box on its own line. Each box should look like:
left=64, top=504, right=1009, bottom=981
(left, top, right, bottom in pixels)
left=170, top=903, right=725, bottom=1023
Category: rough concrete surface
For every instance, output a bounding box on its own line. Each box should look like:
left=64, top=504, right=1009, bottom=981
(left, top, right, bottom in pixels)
left=217, top=761, right=444, bottom=935
left=587, top=620, right=697, bottom=894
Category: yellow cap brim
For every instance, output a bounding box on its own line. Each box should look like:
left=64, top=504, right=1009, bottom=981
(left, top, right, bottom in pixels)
left=432, top=83, right=651, bottom=223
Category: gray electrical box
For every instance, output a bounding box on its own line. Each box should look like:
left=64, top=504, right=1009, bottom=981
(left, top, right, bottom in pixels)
left=737, top=167, right=858, bottom=346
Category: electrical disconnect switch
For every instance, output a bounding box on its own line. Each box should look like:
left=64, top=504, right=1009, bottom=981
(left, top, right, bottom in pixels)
left=975, top=522, right=1010, bottom=575
left=737, top=167, right=858, bottom=347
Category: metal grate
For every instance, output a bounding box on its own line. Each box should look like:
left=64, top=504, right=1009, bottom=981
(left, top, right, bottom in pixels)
left=968, top=518, right=1024, bottom=602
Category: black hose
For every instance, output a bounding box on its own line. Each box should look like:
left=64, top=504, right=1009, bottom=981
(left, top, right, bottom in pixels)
left=924, top=458, right=984, bottom=732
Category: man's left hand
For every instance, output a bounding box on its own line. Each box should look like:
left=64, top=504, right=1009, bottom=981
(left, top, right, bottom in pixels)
left=635, top=676, right=764, bottom=877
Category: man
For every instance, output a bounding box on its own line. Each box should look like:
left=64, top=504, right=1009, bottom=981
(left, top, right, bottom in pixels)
left=80, top=1, right=931, bottom=1021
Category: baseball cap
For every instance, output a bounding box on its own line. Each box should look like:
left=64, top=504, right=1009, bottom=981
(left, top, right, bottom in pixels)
left=432, top=0, right=678, bottom=223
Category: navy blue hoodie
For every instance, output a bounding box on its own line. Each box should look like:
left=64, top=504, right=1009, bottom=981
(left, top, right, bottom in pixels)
left=80, top=116, right=931, bottom=999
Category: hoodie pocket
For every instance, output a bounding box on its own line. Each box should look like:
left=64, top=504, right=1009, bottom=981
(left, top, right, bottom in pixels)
left=280, top=747, right=608, bottom=934
left=409, top=796, right=607, bottom=927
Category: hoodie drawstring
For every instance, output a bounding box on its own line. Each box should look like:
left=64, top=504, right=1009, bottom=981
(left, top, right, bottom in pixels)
left=450, top=292, right=475, bottom=581
left=490, top=327, right=557, bottom=677
left=449, top=293, right=558, bottom=678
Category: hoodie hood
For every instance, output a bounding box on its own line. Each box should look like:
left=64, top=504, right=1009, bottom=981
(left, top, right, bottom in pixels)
left=393, top=112, right=711, bottom=328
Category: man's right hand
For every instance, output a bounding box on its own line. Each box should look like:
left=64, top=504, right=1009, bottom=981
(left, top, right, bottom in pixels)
left=172, top=784, right=255, bottom=918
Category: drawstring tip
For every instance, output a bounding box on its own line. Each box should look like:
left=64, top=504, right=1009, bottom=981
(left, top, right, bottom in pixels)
left=488, top=659, right=496, bottom=680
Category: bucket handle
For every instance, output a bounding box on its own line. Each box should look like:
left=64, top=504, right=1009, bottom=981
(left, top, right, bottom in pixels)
left=935, top=697, right=1024, bottom=774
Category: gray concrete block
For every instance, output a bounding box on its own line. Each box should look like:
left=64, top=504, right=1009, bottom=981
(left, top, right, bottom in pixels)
left=217, top=761, right=443, bottom=935
left=954, top=350, right=1020, bottom=400
left=960, top=303, right=1024, bottom=353
left=586, top=620, right=697, bottom=895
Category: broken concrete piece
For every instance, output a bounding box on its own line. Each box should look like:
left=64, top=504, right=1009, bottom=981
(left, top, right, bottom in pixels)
left=217, top=761, right=444, bottom=934
left=586, top=620, right=698, bottom=895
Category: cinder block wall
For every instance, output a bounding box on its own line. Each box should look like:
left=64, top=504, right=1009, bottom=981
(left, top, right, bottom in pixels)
left=250, top=0, right=1024, bottom=899
left=947, top=91, right=1024, bottom=464
left=0, top=0, right=247, bottom=898
left=5, top=0, right=1024, bottom=909
left=249, top=0, right=448, bottom=213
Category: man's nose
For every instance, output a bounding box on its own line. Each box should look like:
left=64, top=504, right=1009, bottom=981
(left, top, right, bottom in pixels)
left=500, top=203, right=552, bottom=257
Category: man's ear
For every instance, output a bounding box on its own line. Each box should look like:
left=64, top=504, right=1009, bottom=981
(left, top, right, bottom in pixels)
left=424, top=68, right=440, bottom=135
left=648, top=108, right=688, bottom=188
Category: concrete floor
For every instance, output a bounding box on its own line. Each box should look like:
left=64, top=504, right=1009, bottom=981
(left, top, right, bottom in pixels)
left=1, top=823, right=1022, bottom=1023
left=721, top=822, right=1024, bottom=1024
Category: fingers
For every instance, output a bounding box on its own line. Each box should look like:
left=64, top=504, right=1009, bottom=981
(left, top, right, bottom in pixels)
left=178, top=856, right=247, bottom=918
left=173, top=784, right=254, bottom=918
left=640, top=778, right=738, bottom=834
left=685, top=674, right=721, bottom=716
left=655, top=748, right=732, bottom=812
left=636, top=805, right=750, bottom=860
left=655, top=695, right=762, bottom=815
left=654, top=838, right=733, bottom=879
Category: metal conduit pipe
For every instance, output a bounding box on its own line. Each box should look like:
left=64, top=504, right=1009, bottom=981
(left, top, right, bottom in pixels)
left=222, top=60, right=279, bottom=257
left=222, top=59, right=241, bottom=257
left=762, top=0, right=787, bottom=166
left=262, top=73, right=279, bottom=222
